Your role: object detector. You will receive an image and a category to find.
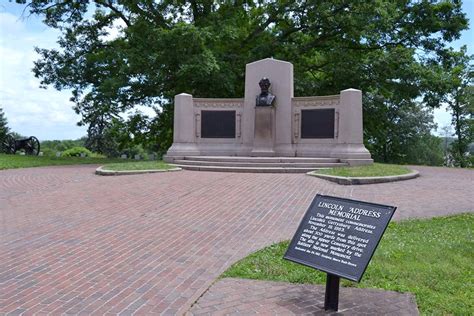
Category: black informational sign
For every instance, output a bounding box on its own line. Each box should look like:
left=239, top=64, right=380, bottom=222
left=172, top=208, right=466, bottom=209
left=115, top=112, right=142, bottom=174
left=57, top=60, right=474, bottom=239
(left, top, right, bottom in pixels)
left=301, top=109, right=335, bottom=139
left=284, top=195, right=396, bottom=282
left=201, top=110, right=236, bottom=138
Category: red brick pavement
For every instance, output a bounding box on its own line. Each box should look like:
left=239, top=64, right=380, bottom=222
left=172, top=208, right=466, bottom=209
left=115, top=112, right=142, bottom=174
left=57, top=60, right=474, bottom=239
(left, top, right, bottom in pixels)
left=0, top=165, right=472, bottom=315
left=188, top=278, right=419, bottom=315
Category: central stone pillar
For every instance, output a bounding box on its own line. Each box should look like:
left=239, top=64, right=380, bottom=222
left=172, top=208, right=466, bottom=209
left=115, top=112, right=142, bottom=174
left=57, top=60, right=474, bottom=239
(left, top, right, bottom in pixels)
left=242, top=58, right=295, bottom=156
left=251, top=106, right=275, bottom=156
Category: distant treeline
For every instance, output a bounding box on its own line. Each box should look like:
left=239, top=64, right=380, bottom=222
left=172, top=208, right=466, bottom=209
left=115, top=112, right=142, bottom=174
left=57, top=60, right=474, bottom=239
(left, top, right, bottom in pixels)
left=40, top=138, right=86, bottom=157
left=40, top=137, right=154, bottom=160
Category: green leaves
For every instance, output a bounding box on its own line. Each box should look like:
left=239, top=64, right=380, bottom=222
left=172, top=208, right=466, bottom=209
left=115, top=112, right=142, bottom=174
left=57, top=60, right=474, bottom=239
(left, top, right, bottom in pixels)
left=0, top=107, right=10, bottom=151
left=17, top=0, right=471, bottom=161
left=436, top=47, right=473, bottom=167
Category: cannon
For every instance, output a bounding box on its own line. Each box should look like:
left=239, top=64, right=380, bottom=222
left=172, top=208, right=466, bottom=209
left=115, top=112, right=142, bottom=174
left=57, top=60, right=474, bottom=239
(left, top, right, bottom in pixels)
left=1, top=134, right=40, bottom=156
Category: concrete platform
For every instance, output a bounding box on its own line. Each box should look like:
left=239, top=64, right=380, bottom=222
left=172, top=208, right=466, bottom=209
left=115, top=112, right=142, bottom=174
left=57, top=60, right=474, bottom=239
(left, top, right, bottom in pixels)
left=166, top=156, right=348, bottom=173
left=177, top=156, right=341, bottom=163
left=188, top=278, right=419, bottom=315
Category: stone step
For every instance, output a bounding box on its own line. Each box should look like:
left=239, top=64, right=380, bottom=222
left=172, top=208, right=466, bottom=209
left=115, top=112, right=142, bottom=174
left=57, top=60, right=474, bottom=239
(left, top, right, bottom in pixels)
left=172, top=164, right=332, bottom=173
left=174, top=160, right=347, bottom=168
left=181, top=156, right=340, bottom=163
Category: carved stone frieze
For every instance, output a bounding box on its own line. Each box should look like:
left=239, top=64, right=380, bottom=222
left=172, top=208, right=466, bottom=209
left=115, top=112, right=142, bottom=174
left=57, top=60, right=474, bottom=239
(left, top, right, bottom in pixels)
left=292, top=96, right=340, bottom=107
left=193, top=98, right=244, bottom=108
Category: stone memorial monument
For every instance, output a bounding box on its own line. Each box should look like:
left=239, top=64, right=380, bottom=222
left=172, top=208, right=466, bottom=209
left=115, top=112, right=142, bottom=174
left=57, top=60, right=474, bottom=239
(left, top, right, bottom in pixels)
left=165, top=58, right=372, bottom=169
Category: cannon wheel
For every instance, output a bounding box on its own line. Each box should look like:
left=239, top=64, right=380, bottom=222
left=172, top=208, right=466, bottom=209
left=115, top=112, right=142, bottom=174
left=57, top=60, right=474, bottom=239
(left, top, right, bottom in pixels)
left=1, top=134, right=16, bottom=154
left=25, top=136, right=40, bottom=156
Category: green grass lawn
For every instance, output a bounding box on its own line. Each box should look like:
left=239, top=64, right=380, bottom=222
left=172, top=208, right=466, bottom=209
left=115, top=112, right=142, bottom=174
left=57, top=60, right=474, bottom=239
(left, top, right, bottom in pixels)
left=0, top=154, right=124, bottom=170
left=311, top=163, right=412, bottom=177
left=100, top=160, right=173, bottom=171
left=223, top=214, right=474, bottom=315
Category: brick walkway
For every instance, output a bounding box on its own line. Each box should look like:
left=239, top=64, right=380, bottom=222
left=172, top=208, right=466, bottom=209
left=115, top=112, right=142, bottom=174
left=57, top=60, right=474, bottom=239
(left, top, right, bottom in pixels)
left=188, top=278, right=419, bottom=315
left=0, top=165, right=472, bottom=315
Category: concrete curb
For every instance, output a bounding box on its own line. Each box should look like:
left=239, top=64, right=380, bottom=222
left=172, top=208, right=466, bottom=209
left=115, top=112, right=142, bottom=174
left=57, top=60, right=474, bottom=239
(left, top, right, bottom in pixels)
left=307, top=170, right=420, bottom=185
left=95, top=166, right=182, bottom=176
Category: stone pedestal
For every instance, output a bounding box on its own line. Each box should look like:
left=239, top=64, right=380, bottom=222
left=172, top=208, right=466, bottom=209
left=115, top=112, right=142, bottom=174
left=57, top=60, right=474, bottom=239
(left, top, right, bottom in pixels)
left=243, top=58, right=294, bottom=156
left=251, top=107, right=275, bottom=156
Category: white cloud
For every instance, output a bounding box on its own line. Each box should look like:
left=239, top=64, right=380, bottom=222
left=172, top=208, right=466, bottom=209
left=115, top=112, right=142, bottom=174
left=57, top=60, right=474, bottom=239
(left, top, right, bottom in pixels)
left=0, top=11, right=86, bottom=140
left=0, top=11, right=25, bottom=35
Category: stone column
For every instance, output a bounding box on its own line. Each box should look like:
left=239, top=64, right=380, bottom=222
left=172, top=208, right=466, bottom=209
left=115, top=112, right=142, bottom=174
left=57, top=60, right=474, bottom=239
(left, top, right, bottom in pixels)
left=338, top=89, right=363, bottom=144
left=173, top=93, right=195, bottom=143
left=333, top=88, right=372, bottom=163
left=165, top=93, right=199, bottom=159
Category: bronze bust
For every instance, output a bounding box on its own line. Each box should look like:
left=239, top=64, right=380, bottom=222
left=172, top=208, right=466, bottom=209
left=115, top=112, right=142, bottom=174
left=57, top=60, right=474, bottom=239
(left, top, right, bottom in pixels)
left=256, top=77, right=275, bottom=107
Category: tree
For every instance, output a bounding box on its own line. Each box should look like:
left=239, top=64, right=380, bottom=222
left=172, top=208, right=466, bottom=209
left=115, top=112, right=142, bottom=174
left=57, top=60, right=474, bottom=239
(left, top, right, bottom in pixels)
left=364, top=92, right=443, bottom=165
left=405, top=134, right=444, bottom=166
left=16, top=1, right=469, bottom=161
left=0, top=107, right=12, bottom=154
left=437, top=48, right=473, bottom=167
left=84, top=114, right=120, bottom=157
left=0, top=106, right=8, bottom=136
left=440, top=125, right=453, bottom=166
left=40, top=138, right=86, bottom=156
left=449, top=85, right=473, bottom=167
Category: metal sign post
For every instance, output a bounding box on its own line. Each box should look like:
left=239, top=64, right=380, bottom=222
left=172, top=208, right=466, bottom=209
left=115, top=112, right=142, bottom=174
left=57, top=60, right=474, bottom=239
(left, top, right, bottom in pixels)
left=324, top=273, right=340, bottom=311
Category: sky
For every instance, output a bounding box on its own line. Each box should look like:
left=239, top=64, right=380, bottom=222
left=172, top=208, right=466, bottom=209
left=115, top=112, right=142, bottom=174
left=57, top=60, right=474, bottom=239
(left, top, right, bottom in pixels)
left=0, top=2, right=473, bottom=140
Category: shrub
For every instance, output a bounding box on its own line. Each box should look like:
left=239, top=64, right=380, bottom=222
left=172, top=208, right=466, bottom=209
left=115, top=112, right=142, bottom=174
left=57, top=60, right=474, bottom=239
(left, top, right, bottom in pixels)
left=41, top=148, right=57, bottom=157
left=62, top=146, right=93, bottom=157
left=89, top=152, right=107, bottom=158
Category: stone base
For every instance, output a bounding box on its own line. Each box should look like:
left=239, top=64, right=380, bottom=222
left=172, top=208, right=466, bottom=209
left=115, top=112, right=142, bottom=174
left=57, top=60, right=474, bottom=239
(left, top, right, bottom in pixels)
left=296, top=143, right=372, bottom=160
left=165, top=144, right=373, bottom=166
left=165, top=143, right=200, bottom=157
left=166, top=143, right=246, bottom=158
left=273, top=144, right=297, bottom=157
left=250, top=149, right=275, bottom=157
left=165, top=141, right=372, bottom=166
left=166, top=156, right=349, bottom=173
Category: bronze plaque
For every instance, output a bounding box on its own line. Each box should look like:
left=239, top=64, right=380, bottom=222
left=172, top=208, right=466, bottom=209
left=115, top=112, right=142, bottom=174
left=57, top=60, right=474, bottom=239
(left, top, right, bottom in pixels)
left=201, top=111, right=236, bottom=138
left=301, top=109, right=335, bottom=138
